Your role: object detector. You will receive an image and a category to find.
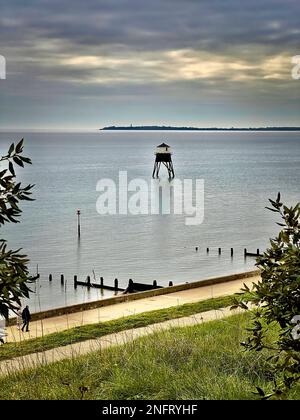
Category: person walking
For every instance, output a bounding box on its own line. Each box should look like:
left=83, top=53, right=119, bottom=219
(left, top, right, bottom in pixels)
left=21, top=305, right=31, bottom=332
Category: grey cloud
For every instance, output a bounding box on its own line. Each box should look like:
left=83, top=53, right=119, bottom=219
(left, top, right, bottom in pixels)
left=0, top=0, right=300, bottom=128
left=1, top=0, right=300, bottom=52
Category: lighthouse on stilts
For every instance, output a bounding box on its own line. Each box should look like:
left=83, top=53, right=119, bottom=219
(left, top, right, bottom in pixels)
left=152, top=142, right=175, bottom=179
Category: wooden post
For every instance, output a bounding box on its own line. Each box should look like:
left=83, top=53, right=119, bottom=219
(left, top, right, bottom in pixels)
left=168, top=281, right=173, bottom=287
left=206, top=247, right=209, bottom=253
left=127, top=279, right=134, bottom=293
left=77, top=209, right=81, bottom=239
left=218, top=247, right=221, bottom=255
left=100, top=276, right=104, bottom=287
left=114, top=278, right=118, bottom=291
left=74, top=275, right=77, bottom=289
left=153, top=280, right=157, bottom=288
left=87, top=275, right=91, bottom=287
left=231, top=248, right=234, bottom=257
left=49, top=274, right=52, bottom=282
left=244, top=248, right=247, bottom=257
left=257, top=249, right=260, bottom=255
left=60, top=274, right=64, bottom=285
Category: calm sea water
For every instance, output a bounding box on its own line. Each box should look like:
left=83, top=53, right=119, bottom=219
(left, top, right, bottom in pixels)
left=0, top=131, right=299, bottom=312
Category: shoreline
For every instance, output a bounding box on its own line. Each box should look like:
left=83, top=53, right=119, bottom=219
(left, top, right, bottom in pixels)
left=6, top=270, right=260, bottom=342
left=9, top=269, right=259, bottom=325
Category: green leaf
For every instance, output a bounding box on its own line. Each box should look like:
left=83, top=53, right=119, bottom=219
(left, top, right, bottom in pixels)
left=276, top=192, right=281, bottom=203
left=266, top=206, right=279, bottom=213
left=15, top=138, right=24, bottom=153
left=13, top=156, right=24, bottom=167
left=8, top=161, right=15, bottom=177
left=8, top=143, right=14, bottom=156
left=20, top=156, right=32, bottom=164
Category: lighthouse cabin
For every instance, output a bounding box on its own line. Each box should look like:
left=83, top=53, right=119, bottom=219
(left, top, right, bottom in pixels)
left=155, top=142, right=172, bottom=155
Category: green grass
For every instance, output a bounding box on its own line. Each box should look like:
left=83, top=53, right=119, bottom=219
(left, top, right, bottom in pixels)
left=1, top=312, right=299, bottom=400
left=0, top=294, right=233, bottom=362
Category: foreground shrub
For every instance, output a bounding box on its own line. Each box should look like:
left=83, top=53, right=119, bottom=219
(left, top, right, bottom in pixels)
left=233, top=194, right=300, bottom=398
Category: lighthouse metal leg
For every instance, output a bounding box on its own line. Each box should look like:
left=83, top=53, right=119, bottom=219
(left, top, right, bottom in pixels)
left=152, top=162, right=161, bottom=178
left=162, top=162, right=175, bottom=179
left=153, top=159, right=175, bottom=179
left=156, top=162, right=161, bottom=178
left=152, top=162, right=157, bottom=178
left=169, top=162, right=175, bottom=179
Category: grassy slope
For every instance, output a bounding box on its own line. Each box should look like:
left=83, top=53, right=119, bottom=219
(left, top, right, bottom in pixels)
left=0, top=295, right=233, bottom=362
left=1, top=312, right=299, bottom=400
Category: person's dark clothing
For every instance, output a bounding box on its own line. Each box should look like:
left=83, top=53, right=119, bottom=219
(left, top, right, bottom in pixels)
left=21, top=307, right=31, bottom=332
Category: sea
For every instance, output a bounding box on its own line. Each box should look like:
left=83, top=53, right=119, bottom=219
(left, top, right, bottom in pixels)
left=0, top=130, right=299, bottom=312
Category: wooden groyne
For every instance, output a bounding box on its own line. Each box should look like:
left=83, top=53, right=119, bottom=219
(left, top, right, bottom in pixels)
left=47, top=274, right=165, bottom=294
left=124, top=279, right=164, bottom=293
left=75, top=276, right=125, bottom=292
left=45, top=246, right=263, bottom=294
left=244, top=248, right=263, bottom=258
left=195, top=247, right=263, bottom=258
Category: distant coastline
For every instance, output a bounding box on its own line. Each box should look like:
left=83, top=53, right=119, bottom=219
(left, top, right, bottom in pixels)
left=101, top=125, right=300, bottom=131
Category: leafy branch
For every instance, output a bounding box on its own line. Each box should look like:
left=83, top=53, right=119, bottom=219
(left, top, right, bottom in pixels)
left=0, top=139, right=36, bottom=319
left=232, top=193, right=300, bottom=398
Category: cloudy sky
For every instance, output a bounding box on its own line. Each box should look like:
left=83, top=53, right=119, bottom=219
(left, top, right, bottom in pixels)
left=0, top=0, right=299, bottom=129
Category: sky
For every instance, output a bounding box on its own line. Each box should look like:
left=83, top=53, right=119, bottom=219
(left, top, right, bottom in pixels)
left=0, top=0, right=300, bottom=130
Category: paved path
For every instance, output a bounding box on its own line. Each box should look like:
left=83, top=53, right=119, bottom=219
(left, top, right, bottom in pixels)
left=6, top=275, right=259, bottom=343
left=0, top=306, right=243, bottom=377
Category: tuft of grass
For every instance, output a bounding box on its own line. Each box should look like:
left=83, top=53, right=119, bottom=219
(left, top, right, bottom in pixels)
left=1, top=313, right=299, bottom=400
left=0, top=295, right=233, bottom=362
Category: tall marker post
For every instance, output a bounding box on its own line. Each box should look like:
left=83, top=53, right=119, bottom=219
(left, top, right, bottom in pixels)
left=77, top=209, right=81, bottom=239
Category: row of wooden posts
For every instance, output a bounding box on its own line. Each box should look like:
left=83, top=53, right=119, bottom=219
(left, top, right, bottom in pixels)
left=46, top=247, right=262, bottom=291
left=195, top=247, right=263, bottom=257
left=48, top=274, right=174, bottom=291
left=48, top=274, right=124, bottom=291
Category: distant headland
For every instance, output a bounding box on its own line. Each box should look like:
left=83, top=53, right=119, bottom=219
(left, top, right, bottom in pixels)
left=100, top=125, right=300, bottom=131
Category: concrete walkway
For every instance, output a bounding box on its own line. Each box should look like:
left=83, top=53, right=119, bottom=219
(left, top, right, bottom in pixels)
left=0, top=306, right=243, bottom=377
left=6, top=275, right=259, bottom=343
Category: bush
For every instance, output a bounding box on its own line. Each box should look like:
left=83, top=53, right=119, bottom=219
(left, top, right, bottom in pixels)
left=0, top=140, right=35, bottom=320
left=232, top=193, right=300, bottom=398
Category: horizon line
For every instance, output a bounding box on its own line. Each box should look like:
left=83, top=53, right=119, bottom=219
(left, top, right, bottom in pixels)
left=1, top=125, right=300, bottom=133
